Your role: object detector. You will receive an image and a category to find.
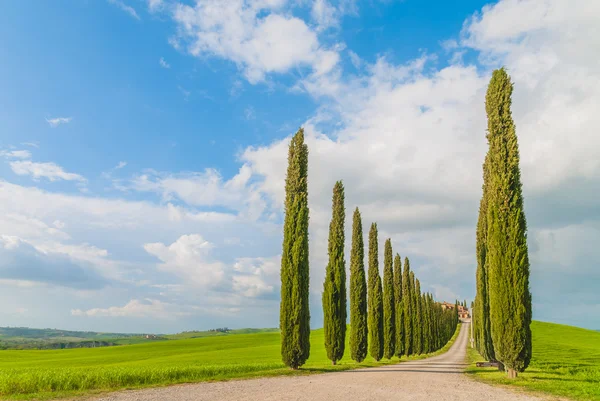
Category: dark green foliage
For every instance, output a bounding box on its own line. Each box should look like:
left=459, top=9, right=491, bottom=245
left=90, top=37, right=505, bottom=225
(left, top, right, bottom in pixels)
left=349, top=208, right=368, bottom=363
left=367, top=223, right=384, bottom=361
left=322, top=181, right=347, bottom=365
left=422, top=293, right=430, bottom=354
left=393, top=254, right=404, bottom=357
left=475, top=154, right=495, bottom=362
left=382, top=239, right=395, bottom=359
left=414, top=278, right=423, bottom=354
left=485, top=68, right=532, bottom=375
left=280, top=128, right=310, bottom=369
left=402, top=257, right=413, bottom=356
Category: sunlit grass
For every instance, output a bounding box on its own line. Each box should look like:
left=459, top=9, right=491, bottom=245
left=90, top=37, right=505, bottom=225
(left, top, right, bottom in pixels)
left=0, top=325, right=460, bottom=400
left=466, top=321, right=600, bottom=401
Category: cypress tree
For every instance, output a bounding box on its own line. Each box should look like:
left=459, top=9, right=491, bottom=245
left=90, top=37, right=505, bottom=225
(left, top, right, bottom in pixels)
left=367, top=223, right=384, bottom=361
left=322, top=181, right=346, bottom=365
left=382, top=239, right=395, bottom=359
left=476, top=131, right=496, bottom=363
left=393, top=253, right=404, bottom=357
left=422, top=293, right=430, bottom=354
left=485, top=68, right=532, bottom=378
left=414, top=277, right=423, bottom=354
left=280, top=128, right=310, bottom=369
left=402, top=257, right=413, bottom=355
left=349, top=208, right=368, bottom=363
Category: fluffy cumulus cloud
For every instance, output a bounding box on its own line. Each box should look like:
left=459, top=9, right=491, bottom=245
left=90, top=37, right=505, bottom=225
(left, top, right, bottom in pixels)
left=171, top=0, right=339, bottom=83
left=122, top=166, right=267, bottom=219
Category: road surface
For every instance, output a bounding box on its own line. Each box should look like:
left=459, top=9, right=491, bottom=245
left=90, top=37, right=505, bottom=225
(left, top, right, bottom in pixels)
left=96, top=323, right=545, bottom=401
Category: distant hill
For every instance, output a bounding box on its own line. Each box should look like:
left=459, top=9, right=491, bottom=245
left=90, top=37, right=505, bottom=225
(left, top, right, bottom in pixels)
left=0, top=326, right=278, bottom=350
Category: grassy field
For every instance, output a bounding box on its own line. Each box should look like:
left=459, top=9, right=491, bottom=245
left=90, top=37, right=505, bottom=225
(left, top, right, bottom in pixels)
left=0, top=325, right=460, bottom=400
left=466, top=321, right=600, bottom=401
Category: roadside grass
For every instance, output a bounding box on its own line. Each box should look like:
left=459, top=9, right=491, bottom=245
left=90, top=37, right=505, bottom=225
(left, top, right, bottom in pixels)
left=465, top=321, right=600, bottom=401
left=0, top=324, right=460, bottom=400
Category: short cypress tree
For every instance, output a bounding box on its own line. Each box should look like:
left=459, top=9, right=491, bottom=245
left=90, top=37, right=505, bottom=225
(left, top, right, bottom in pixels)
left=414, top=278, right=423, bottom=354
left=349, top=208, right=368, bottom=363
left=322, top=181, right=346, bottom=365
left=485, top=68, right=532, bottom=378
left=422, top=293, right=430, bottom=354
left=393, top=253, right=404, bottom=357
left=382, top=239, right=395, bottom=359
left=367, top=223, right=384, bottom=361
left=402, top=257, right=413, bottom=355
left=280, top=128, right=310, bottom=369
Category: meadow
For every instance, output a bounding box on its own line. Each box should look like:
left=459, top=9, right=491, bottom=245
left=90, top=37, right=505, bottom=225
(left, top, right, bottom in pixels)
left=0, top=325, right=460, bottom=400
left=466, top=321, right=600, bottom=401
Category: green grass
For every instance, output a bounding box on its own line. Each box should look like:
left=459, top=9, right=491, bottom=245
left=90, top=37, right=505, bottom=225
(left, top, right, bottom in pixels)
left=0, top=325, right=460, bottom=400
left=466, top=321, right=600, bottom=401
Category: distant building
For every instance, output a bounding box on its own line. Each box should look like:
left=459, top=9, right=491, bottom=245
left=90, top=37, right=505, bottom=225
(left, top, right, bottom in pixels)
left=441, top=301, right=470, bottom=319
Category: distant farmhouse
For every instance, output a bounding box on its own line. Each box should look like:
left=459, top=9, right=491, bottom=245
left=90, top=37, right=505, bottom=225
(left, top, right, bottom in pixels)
left=441, top=302, right=470, bottom=319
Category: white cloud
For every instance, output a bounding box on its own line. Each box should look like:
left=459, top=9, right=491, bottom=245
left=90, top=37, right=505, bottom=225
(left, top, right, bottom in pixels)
left=311, top=0, right=338, bottom=31
left=244, top=106, right=256, bottom=120
left=126, top=166, right=266, bottom=220
left=232, top=256, right=279, bottom=297
left=115, top=161, right=127, bottom=169
left=21, top=142, right=39, bottom=148
left=172, top=0, right=339, bottom=83
left=144, top=234, right=226, bottom=287
left=159, top=57, right=170, bottom=69
left=148, top=0, right=164, bottom=12
left=45, top=117, right=72, bottom=127
left=72, top=299, right=177, bottom=318
left=107, top=0, right=140, bottom=20
left=0, top=150, right=31, bottom=159
left=348, top=50, right=361, bottom=69
left=9, top=160, right=86, bottom=182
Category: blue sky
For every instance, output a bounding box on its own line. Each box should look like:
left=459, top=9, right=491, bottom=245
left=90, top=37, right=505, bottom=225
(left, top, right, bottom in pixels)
left=1, top=0, right=598, bottom=333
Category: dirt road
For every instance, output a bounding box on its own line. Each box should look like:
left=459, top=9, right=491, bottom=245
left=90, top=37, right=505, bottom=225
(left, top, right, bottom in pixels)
left=97, top=323, right=544, bottom=401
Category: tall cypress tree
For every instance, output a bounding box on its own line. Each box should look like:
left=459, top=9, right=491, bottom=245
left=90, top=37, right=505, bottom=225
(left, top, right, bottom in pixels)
left=368, top=223, right=384, bottom=361
left=485, top=68, right=532, bottom=378
left=393, top=253, right=404, bottom=357
left=476, top=129, right=495, bottom=362
left=382, top=239, right=395, bottom=359
left=322, top=181, right=346, bottom=365
left=280, top=128, right=310, bottom=369
left=402, top=257, right=413, bottom=356
left=414, top=278, right=423, bottom=354
left=349, top=208, right=368, bottom=363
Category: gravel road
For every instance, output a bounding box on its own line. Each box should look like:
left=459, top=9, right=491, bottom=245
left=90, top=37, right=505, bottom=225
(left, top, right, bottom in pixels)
left=95, top=323, right=546, bottom=401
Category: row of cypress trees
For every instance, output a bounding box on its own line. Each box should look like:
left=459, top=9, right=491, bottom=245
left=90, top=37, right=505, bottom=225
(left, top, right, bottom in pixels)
left=472, top=68, right=532, bottom=379
left=279, top=128, right=458, bottom=369
left=325, top=185, right=459, bottom=365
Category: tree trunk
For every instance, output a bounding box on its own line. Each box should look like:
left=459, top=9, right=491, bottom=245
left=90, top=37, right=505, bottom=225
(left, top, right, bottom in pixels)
left=332, top=360, right=337, bottom=366
left=507, top=368, right=518, bottom=379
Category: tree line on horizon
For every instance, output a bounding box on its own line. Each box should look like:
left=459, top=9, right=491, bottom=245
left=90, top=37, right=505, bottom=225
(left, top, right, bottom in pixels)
left=472, top=68, right=532, bottom=379
left=278, top=128, right=459, bottom=370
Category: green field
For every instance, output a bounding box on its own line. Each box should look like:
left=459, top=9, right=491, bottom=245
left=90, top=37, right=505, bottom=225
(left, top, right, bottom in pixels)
left=0, top=325, right=460, bottom=400
left=466, top=321, right=600, bottom=401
